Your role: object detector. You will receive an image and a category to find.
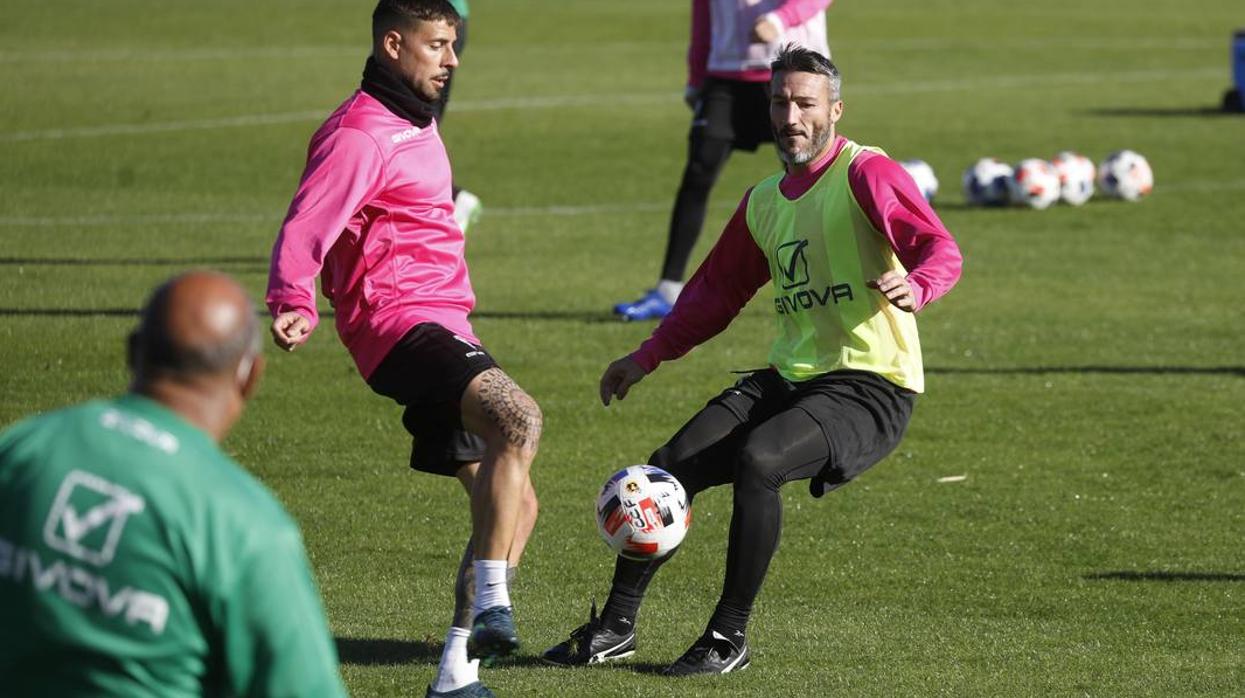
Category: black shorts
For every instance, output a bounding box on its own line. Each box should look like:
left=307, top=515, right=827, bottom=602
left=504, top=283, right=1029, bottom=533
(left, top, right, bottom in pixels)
left=366, top=322, right=498, bottom=476
left=668, top=369, right=916, bottom=497
left=691, top=77, right=774, bottom=152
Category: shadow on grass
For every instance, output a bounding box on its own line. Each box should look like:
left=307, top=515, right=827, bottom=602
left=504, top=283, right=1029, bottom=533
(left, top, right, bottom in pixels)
left=0, top=309, right=1241, bottom=380
left=1085, top=571, right=1245, bottom=582
left=0, top=256, right=265, bottom=267
left=1083, top=106, right=1233, bottom=118
left=0, top=307, right=141, bottom=317
left=0, top=307, right=272, bottom=318
left=498, top=655, right=555, bottom=669
left=473, top=309, right=617, bottom=323
left=335, top=637, right=441, bottom=666
left=623, top=661, right=671, bottom=676
left=0, top=307, right=619, bottom=323
left=334, top=637, right=555, bottom=668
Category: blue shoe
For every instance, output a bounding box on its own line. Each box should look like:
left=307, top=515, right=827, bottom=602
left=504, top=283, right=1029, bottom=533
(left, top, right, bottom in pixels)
left=613, top=289, right=672, bottom=321
left=468, top=606, right=519, bottom=666
left=425, top=681, right=495, bottom=698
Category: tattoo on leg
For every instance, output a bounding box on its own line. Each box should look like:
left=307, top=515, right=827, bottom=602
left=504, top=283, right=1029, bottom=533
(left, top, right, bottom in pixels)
left=453, top=540, right=474, bottom=629
left=477, top=370, right=542, bottom=450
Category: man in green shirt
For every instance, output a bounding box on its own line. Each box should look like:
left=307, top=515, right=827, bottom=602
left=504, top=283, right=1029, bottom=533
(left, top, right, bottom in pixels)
left=0, top=272, right=346, bottom=697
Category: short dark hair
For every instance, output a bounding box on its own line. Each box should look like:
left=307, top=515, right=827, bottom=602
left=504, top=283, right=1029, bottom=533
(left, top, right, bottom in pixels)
left=372, top=0, right=461, bottom=42
left=770, top=44, right=841, bottom=99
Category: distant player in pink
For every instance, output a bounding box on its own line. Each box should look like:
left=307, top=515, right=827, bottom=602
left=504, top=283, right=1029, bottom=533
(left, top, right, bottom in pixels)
left=614, top=0, right=834, bottom=321
left=265, top=2, right=537, bottom=696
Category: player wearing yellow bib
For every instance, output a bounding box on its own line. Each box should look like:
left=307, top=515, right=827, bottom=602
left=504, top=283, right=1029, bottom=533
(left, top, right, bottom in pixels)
left=544, top=45, right=962, bottom=675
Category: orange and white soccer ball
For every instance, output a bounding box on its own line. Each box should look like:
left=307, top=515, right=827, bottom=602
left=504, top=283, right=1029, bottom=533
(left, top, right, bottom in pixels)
left=596, top=465, right=690, bottom=561
left=1098, top=150, right=1153, bottom=202
left=1051, top=151, right=1096, bottom=206
left=1008, top=158, right=1061, bottom=210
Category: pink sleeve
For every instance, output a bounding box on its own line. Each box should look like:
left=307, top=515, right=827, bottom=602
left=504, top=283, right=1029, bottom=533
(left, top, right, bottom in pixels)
left=631, top=191, right=771, bottom=372
left=848, top=152, right=963, bottom=311
left=770, top=0, right=833, bottom=29
left=266, top=127, right=386, bottom=330
left=687, top=0, right=710, bottom=89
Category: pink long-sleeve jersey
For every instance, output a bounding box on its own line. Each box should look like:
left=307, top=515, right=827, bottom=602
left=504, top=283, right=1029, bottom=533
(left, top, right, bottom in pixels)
left=689, top=0, right=833, bottom=88
left=267, top=91, right=476, bottom=380
left=631, top=135, right=963, bottom=374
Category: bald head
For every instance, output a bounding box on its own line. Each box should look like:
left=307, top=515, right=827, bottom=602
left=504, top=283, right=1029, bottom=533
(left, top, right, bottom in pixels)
left=130, top=271, right=260, bottom=385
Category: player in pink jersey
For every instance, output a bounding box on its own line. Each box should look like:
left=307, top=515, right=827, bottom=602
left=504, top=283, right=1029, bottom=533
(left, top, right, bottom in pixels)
left=266, top=2, right=537, bottom=696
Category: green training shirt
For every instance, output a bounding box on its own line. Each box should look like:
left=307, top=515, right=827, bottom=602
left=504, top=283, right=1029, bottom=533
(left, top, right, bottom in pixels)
left=449, top=0, right=469, bottom=19
left=0, top=395, right=346, bottom=697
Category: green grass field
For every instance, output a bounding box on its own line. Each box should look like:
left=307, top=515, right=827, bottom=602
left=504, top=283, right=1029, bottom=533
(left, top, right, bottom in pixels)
left=3, top=1, right=1243, bottom=695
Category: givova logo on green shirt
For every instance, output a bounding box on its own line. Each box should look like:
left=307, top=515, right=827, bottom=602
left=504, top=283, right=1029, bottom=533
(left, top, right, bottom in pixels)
left=44, top=470, right=145, bottom=567
left=773, top=238, right=854, bottom=315
left=776, top=239, right=811, bottom=289
left=0, top=469, right=170, bottom=635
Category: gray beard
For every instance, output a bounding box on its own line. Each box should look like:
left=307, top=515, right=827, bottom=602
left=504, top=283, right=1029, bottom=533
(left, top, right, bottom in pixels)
left=779, top=127, right=833, bottom=166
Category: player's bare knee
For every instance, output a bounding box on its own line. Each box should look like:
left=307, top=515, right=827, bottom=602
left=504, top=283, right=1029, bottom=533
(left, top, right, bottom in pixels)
left=475, top=369, right=542, bottom=456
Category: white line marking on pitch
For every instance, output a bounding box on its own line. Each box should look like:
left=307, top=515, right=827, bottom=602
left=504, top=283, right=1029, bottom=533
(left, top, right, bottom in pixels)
left=0, top=37, right=1216, bottom=64
left=0, top=202, right=694, bottom=228
left=3, top=181, right=1243, bottom=229
left=850, top=67, right=1222, bottom=96
left=0, top=67, right=1222, bottom=143
left=0, top=213, right=276, bottom=227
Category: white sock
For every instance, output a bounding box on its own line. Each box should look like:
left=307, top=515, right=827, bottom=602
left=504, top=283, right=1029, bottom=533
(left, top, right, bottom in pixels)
left=472, top=559, right=511, bottom=614
left=656, top=280, right=684, bottom=304
left=432, top=627, right=479, bottom=692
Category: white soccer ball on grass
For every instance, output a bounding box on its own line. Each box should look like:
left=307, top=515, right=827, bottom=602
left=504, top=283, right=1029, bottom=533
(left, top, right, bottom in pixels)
left=962, top=158, right=1014, bottom=206
left=596, top=465, right=690, bottom=561
left=1008, top=158, right=1061, bottom=210
left=899, top=159, right=939, bottom=202
left=1097, top=150, right=1153, bottom=202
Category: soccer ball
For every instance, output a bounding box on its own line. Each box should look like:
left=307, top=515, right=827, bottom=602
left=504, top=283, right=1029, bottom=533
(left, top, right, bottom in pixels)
left=1098, top=150, right=1153, bottom=201
left=1051, top=151, right=1096, bottom=206
left=596, top=465, right=690, bottom=561
left=1008, top=158, right=1061, bottom=210
left=962, top=158, right=1013, bottom=206
left=899, top=159, right=939, bottom=202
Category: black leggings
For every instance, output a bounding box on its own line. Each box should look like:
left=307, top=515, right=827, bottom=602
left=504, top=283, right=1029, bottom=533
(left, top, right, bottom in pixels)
left=659, top=78, right=772, bottom=283
left=601, top=370, right=914, bottom=639
left=659, top=134, right=733, bottom=282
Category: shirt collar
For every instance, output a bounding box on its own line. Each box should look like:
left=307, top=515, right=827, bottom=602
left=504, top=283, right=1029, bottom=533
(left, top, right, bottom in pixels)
left=779, top=135, right=846, bottom=200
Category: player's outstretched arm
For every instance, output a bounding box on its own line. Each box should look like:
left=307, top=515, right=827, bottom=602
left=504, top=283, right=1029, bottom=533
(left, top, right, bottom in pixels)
left=270, top=312, right=312, bottom=352
left=599, top=356, right=647, bottom=406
